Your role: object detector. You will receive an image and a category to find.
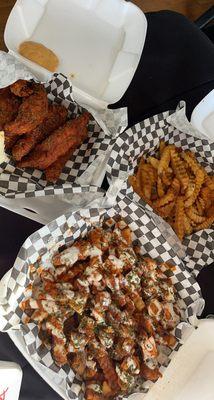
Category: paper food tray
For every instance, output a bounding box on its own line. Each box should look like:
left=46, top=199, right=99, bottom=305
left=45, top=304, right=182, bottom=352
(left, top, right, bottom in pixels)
left=0, top=50, right=129, bottom=224
left=106, top=109, right=214, bottom=277
left=0, top=195, right=204, bottom=400
left=132, top=318, right=214, bottom=400
left=4, top=0, right=147, bottom=110
left=0, top=360, right=22, bottom=400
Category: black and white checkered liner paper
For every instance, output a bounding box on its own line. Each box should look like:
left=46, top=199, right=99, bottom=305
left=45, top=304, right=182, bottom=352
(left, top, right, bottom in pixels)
left=0, top=51, right=127, bottom=198
left=0, top=196, right=204, bottom=399
left=0, top=73, right=111, bottom=197
left=106, top=111, right=214, bottom=277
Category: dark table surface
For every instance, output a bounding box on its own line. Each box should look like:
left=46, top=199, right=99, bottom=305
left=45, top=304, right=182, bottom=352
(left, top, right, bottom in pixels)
left=0, top=10, right=214, bottom=400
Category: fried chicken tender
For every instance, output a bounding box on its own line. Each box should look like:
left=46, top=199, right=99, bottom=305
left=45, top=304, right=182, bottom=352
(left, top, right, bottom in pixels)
left=5, top=83, right=48, bottom=135
left=18, top=112, right=90, bottom=169
left=45, top=148, right=73, bottom=182
left=0, top=87, right=21, bottom=130
left=4, top=131, right=20, bottom=150
left=10, top=79, right=34, bottom=97
left=12, top=104, right=68, bottom=161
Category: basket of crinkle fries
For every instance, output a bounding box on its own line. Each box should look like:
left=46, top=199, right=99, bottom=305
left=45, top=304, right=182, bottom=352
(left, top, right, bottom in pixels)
left=106, top=110, right=214, bottom=276
left=0, top=196, right=203, bottom=400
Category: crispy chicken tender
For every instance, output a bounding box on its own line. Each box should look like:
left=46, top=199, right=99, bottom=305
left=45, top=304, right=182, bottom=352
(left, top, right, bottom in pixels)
left=0, top=87, right=21, bottom=131
left=12, top=104, right=68, bottom=161
left=5, top=83, right=48, bottom=135
left=10, top=79, right=34, bottom=97
left=18, top=112, right=90, bottom=169
left=44, top=148, right=73, bottom=182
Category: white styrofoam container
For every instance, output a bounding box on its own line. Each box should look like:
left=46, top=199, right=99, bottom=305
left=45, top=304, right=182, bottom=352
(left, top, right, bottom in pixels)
left=191, top=89, right=214, bottom=141
left=4, top=0, right=147, bottom=110
left=140, top=319, right=214, bottom=400
left=1, top=0, right=147, bottom=223
left=0, top=361, right=22, bottom=400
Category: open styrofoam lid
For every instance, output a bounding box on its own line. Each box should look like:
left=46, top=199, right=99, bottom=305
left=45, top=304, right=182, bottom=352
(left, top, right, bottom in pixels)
left=134, top=319, right=214, bottom=400
left=4, top=0, right=147, bottom=109
left=191, top=89, right=214, bottom=141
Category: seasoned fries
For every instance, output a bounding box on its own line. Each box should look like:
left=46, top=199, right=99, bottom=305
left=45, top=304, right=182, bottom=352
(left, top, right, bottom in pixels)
left=21, top=219, right=181, bottom=400
left=129, top=141, right=214, bottom=242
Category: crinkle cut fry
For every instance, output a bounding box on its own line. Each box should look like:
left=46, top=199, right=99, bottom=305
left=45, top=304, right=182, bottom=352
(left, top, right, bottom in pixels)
left=170, top=147, right=189, bottom=191
left=18, top=112, right=90, bottom=170
left=153, top=188, right=174, bottom=208
left=158, top=145, right=171, bottom=176
left=186, top=206, right=206, bottom=224
left=148, top=156, right=159, bottom=169
left=139, top=164, right=157, bottom=200
left=12, top=104, right=68, bottom=161
left=204, top=173, right=214, bottom=191
left=159, top=140, right=166, bottom=157
left=193, top=214, right=214, bottom=231
left=157, top=176, right=165, bottom=198
left=5, top=83, right=48, bottom=135
left=184, top=169, right=204, bottom=207
left=183, top=213, right=193, bottom=236
left=156, top=201, right=175, bottom=218
left=174, top=196, right=185, bottom=241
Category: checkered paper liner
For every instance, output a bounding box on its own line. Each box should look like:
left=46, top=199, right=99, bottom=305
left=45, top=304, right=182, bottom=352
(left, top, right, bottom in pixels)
left=106, top=110, right=214, bottom=277
left=0, top=195, right=204, bottom=399
left=0, top=51, right=127, bottom=198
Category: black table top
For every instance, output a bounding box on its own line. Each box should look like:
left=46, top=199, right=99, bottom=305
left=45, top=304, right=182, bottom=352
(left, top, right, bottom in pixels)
left=0, top=10, right=214, bottom=400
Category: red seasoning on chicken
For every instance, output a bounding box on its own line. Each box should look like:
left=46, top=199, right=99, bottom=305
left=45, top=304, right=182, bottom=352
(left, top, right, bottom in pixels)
left=18, top=112, right=90, bottom=170
left=5, top=83, right=48, bottom=135
left=12, top=104, right=68, bottom=161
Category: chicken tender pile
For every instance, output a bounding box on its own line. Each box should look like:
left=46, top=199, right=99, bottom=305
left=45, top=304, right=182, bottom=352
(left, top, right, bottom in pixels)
left=129, top=141, right=214, bottom=242
left=0, top=80, right=90, bottom=182
left=21, top=219, right=181, bottom=400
